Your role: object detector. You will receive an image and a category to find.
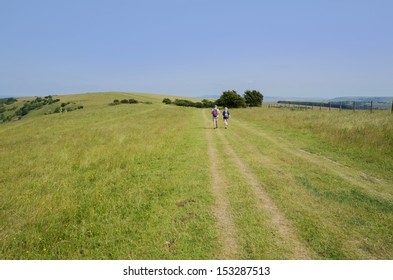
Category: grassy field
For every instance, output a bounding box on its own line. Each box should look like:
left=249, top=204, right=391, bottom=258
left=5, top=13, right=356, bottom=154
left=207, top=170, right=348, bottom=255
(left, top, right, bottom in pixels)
left=223, top=108, right=393, bottom=259
left=1, top=92, right=392, bottom=259
left=1, top=92, right=218, bottom=259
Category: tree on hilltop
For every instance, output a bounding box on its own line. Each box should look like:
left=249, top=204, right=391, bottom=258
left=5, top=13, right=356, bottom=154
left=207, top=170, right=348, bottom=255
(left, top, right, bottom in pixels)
left=216, top=90, right=246, bottom=108
left=244, top=90, right=263, bottom=107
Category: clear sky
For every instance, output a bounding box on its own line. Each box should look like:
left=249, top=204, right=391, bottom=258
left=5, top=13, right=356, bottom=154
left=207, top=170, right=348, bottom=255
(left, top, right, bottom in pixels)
left=1, top=0, right=392, bottom=98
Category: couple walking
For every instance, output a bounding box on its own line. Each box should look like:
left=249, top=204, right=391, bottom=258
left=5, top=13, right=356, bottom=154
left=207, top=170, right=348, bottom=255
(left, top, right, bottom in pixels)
left=211, top=105, right=230, bottom=129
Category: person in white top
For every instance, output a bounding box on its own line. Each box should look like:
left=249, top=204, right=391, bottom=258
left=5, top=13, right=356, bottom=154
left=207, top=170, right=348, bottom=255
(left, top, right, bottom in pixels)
left=222, top=107, right=230, bottom=129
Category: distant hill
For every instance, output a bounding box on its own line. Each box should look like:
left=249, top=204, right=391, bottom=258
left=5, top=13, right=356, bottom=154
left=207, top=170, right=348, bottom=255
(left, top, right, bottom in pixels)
left=276, top=96, right=393, bottom=110
left=264, top=96, right=324, bottom=102
left=197, top=94, right=220, bottom=99
left=0, top=92, right=167, bottom=123
left=330, top=96, right=393, bottom=103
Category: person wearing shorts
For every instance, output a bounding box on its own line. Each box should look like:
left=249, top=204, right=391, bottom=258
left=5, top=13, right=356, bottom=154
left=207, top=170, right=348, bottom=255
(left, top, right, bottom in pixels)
left=211, top=105, right=220, bottom=129
left=223, top=107, right=230, bottom=129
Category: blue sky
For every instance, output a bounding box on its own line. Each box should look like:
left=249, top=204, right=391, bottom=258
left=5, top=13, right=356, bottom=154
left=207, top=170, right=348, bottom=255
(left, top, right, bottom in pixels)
left=1, top=0, right=392, bottom=98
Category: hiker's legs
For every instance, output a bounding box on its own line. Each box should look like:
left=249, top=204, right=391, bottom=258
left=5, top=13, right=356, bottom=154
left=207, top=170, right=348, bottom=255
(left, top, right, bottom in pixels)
left=213, top=117, right=218, bottom=128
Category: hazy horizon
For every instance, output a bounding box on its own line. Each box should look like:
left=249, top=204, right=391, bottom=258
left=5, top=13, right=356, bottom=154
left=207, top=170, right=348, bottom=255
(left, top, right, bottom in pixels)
left=1, top=91, right=392, bottom=103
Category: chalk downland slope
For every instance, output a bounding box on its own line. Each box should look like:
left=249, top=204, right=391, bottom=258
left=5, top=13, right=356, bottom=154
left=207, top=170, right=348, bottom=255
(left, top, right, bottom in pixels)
left=1, top=92, right=392, bottom=259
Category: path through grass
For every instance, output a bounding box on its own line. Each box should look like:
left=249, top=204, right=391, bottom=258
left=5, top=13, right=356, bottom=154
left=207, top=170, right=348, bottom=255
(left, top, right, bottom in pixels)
left=1, top=93, right=392, bottom=259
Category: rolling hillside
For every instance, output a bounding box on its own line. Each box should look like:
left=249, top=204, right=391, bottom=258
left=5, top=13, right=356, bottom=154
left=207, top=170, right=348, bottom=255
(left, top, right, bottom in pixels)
left=1, top=92, right=392, bottom=260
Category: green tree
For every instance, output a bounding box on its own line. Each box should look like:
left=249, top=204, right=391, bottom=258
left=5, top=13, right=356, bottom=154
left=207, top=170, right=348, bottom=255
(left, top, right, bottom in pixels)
left=216, top=90, right=246, bottom=108
left=244, top=90, right=263, bottom=107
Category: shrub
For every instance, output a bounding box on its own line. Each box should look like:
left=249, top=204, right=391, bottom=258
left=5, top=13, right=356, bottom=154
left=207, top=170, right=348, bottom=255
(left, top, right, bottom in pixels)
left=202, top=99, right=215, bottom=108
left=0, top=98, right=17, bottom=105
left=170, top=98, right=216, bottom=108
left=15, top=106, right=29, bottom=116
left=194, top=102, right=203, bottom=108
left=111, top=99, right=139, bottom=105
left=174, top=99, right=196, bottom=107
left=162, top=98, right=172, bottom=104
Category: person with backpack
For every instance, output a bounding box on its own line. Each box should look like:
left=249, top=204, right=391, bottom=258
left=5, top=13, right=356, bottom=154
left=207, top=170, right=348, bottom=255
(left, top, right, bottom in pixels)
left=222, top=107, right=230, bottom=129
left=211, top=105, right=220, bottom=129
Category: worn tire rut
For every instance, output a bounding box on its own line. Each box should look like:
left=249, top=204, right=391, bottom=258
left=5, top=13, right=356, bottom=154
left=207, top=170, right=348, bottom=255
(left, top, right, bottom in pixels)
left=215, top=126, right=312, bottom=259
left=204, top=111, right=240, bottom=259
left=204, top=110, right=311, bottom=259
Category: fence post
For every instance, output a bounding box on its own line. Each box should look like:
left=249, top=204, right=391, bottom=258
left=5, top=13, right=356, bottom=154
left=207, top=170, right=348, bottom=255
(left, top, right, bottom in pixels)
left=370, top=101, right=373, bottom=113
left=329, top=102, right=331, bottom=111
left=353, top=101, right=356, bottom=111
left=391, top=101, right=393, bottom=113
left=340, top=102, right=343, bottom=111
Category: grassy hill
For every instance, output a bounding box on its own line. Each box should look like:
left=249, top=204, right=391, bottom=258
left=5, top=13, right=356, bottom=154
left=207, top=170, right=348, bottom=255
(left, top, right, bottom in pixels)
left=1, top=92, right=392, bottom=259
left=1, top=92, right=219, bottom=259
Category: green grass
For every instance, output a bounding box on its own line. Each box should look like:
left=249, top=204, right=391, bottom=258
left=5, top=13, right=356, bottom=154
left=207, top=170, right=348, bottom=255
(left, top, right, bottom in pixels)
left=213, top=139, right=296, bottom=259
left=0, top=92, right=217, bottom=259
left=224, top=107, right=393, bottom=259
left=1, top=94, right=392, bottom=259
left=234, top=107, right=393, bottom=181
